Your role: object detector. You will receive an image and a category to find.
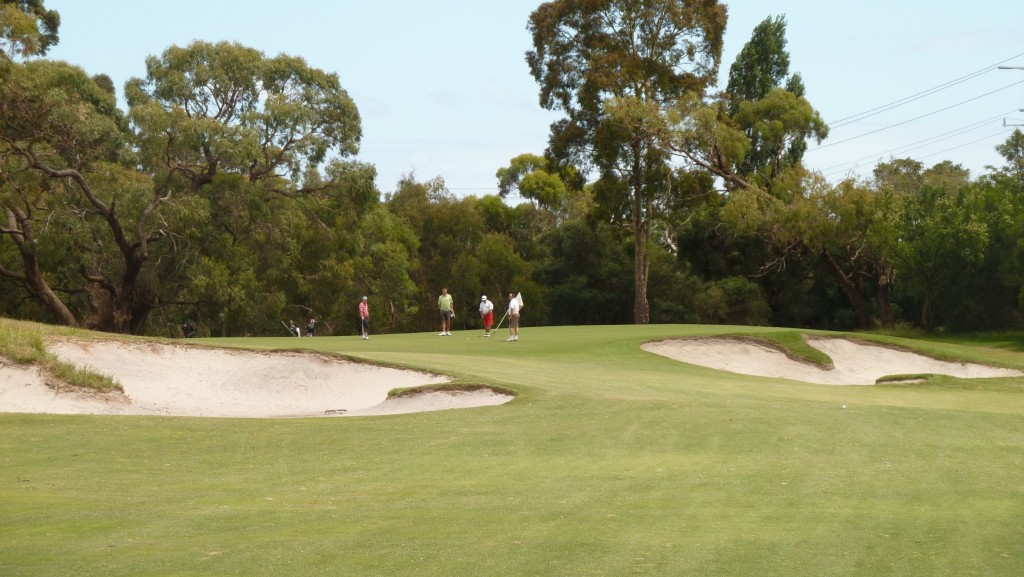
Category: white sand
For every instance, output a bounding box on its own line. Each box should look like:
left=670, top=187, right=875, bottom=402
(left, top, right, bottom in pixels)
left=642, top=336, right=1023, bottom=385
left=0, top=340, right=512, bottom=418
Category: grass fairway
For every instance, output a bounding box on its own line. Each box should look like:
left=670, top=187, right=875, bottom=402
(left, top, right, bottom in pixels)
left=2, top=323, right=1024, bottom=576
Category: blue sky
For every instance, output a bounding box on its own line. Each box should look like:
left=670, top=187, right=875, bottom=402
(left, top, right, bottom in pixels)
left=44, top=1, right=1024, bottom=195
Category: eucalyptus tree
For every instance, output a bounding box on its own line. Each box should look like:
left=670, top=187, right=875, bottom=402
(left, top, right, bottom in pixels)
left=805, top=177, right=893, bottom=328
left=527, top=0, right=727, bottom=323
left=870, top=160, right=989, bottom=330
left=669, top=17, right=825, bottom=194
left=970, top=131, right=1024, bottom=329
left=723, top=15, right=825, bottom=188
left=179, top=159, right=381, bottom=337
left=386, top=175, right=488, bottom=330
left=664, top=15, right=832, bottom=327
left=125, top=40, right=361, bottom=201
left=0, top=58, right=133, bottom=328
left=535, top=219, right=632, bottom=325
left=0, top=39, right=363, bottom=334
left=496, top=152, right=590, bottom=226
left=993, top=128, right=1024, bottom=185
left=119, top=40, right=363, bottom=334
left=497, top=153, right=567, bottom=209
left=348, top=205, right=420, bottom=334
left=287, top=160, right=382, bottom=333
left=0, top=0, right=60, bottom=59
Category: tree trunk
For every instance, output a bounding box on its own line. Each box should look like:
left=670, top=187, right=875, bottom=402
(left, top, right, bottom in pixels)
left=920, top=288, right=933, bottom=331
left=633, top=233, right=650, bottom=324
left=875, top=263, right=895, bottom=329
left=819, top=250, right=874, bottom=329
left=22, top=253, right=79, bottom=327
left=113, top=254, right=149, bottom=334
left=81, top=248, right=150, bottom=334
left=631, top=152, right=650, bottom=324
left=3, top=208, right=79, bottom=326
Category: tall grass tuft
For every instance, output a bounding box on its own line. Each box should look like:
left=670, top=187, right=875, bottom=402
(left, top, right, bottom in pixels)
left=0, top=317, right=121, bottom=392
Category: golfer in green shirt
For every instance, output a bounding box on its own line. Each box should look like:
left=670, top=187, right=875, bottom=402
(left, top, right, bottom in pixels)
left=437, top=288, right=454, bottom=336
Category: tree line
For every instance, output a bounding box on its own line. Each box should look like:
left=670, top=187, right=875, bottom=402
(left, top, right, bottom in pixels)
left=3, top=1, right=1024, bottom=337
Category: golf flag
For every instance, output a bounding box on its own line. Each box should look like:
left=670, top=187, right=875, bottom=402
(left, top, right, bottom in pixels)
left=515, top=292, right=524, bottom=310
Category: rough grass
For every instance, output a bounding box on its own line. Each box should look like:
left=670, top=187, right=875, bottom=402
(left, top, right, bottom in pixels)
left=0, top=318, right=120, bottom=392
left=720, top=330, right=834, bottom=366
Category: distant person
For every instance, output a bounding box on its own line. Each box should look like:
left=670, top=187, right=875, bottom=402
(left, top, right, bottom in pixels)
left=437, top=287, right=454, bottom=336
left=479, top=295, right=494, bottom=337
left=288, top=320, right=300, bottom=337
left=359, top=296, right=370, bottom=340
left=181, top=320, right=196, bottom=338
left=306, top=317, right=317, bottom=337
left=506, top=292, right=521, bottom=342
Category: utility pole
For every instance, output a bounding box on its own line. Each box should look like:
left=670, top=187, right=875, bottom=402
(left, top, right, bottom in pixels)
left=1000, top=66, right=1024, bottom=127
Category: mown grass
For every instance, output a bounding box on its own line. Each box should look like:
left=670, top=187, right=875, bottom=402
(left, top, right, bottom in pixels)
left=2, top=320, right=1024, bottom=576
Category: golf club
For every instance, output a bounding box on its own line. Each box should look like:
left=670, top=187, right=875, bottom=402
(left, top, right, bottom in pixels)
left=492, top=310, right=509, bottom=340
left=281, top=320, right=299, bottom=337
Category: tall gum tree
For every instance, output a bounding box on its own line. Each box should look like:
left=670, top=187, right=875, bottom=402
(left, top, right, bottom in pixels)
left=527, top=0, right=727, bottom=323
left=723, top=15, right=825, bottom=187
left=669, top=14, right=841, bottom=325
left=669, top=15, right=825, bottom=194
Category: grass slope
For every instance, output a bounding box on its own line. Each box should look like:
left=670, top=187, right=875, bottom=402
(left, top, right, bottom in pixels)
left=2, top=322, right=1023, bottom=576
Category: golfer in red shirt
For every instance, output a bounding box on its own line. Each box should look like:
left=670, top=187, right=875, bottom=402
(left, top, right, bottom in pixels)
left=479, top=295, right=494, bottom=337
left=359, top=296, right=370, bottom=340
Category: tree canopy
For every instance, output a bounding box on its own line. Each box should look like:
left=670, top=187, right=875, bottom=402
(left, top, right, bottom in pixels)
left=1, top=37, right=364, bottom=333
left=4, top=2, right=1024, bottom=337
left=0, top=0, right=60, bottom=59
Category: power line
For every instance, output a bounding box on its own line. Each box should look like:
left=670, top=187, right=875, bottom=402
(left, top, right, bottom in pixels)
left=454, top=55, right=1024, bottom=191
left=914, top=128, right=1015, bottom=163
left=807, top=53, right=1024, bottom=178
left=821, top=128, right=1014, bottom=179
left=817, top=110, right=1018, bottom=174
left=826, top=51, right=1024, bottom=128
left=809, top=80, right=1024, bottom=151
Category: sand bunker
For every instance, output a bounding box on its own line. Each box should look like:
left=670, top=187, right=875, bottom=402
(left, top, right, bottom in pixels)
left=642, top=336, right=1023, bottom=385
left=0, top=340, right=512, bottom=418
